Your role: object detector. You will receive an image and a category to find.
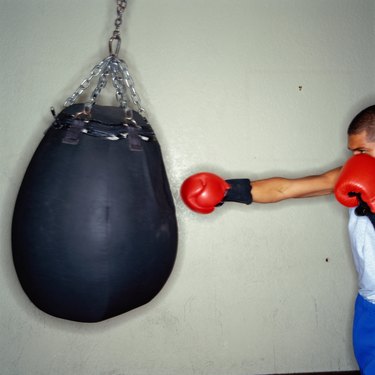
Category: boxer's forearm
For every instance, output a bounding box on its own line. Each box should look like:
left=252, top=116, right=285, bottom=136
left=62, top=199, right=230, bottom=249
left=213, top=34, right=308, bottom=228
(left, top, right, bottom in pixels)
left=251, top=167, right=342, bottom=203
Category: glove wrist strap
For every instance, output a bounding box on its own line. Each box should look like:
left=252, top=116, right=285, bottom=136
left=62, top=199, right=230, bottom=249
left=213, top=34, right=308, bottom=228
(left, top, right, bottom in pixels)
left=223, top=179, right=252, bottom=205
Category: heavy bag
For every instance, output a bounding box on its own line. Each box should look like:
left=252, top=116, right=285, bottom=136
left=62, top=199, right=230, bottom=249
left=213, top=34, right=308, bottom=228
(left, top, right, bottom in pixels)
left=12, top=104, right=178, bottom=322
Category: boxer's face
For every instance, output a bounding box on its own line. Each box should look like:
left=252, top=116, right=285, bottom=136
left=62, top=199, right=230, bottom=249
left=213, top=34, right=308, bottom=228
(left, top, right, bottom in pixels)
left=348, top=130, right=375, bottom=157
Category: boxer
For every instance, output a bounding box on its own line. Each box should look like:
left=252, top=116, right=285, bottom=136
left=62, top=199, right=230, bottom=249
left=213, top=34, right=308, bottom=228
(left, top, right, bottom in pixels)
left=181, top=105, right=375, bottom=374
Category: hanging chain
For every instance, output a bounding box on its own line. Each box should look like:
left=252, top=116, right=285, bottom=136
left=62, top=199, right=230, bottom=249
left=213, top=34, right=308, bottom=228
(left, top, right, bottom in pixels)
left=114, top=0, right=127, bottom=35
left=119, top=59, right=145, bottom=114
left=64, top=56, right=112, bottom=108
left=63, top=0, right=146, bottom=120
left=109, top=0, right=127, bottom=57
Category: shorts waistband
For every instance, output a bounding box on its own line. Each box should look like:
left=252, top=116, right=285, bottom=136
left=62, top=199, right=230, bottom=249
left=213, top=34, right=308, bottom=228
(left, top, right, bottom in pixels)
left=356, top=293, right=375, bottom=314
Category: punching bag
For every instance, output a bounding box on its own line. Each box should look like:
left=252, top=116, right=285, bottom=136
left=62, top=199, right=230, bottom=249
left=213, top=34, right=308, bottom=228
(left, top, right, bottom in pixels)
left=12, top=103, right=178, bottom=322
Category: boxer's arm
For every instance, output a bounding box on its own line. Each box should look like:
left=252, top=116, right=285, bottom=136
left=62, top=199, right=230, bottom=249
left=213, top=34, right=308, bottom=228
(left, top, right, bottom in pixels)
left=251, top=167, right=342, bottom=203
left=181, top=167, right=342, bottom=213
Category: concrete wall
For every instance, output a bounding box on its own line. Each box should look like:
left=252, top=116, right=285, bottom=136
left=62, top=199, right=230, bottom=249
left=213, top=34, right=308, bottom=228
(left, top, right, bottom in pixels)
left=1, top=0, right=375, bottom=374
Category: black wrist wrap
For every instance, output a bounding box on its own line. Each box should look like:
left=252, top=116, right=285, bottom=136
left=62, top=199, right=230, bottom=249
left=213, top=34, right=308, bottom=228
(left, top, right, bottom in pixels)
left=224, top=179, right=253, bottom=205
left=355, top=196, right=375, bottom=230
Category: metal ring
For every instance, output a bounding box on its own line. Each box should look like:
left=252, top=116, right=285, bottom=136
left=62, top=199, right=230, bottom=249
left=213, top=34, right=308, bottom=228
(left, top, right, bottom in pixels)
left=123, top=109, right=141, bottom=129
left=109, top=35, right=121, bottom=57
left=74, top=109, right=91, bottom=121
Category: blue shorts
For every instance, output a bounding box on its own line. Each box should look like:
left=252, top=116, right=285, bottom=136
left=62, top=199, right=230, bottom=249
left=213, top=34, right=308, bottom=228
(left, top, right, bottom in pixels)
left=353, top=294, right=375, bottom=374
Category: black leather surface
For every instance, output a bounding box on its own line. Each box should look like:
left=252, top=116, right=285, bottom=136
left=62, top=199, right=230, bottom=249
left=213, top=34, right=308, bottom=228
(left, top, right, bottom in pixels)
left=12, top=104, right=178, bottom=322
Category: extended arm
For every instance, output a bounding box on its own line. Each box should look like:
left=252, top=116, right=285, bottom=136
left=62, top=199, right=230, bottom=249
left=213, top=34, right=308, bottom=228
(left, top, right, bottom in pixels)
left=181, top=155, right=375, bottom=214
left=251, top=167, right=342, bottom=203
left=181, top=167, right=342, bottom=213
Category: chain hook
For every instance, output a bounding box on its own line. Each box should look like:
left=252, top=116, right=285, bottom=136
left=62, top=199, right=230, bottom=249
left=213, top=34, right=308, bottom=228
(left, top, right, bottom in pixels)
left=108, top=0, right=127, bottom=56
left=109, top=34, right=121, bottom=57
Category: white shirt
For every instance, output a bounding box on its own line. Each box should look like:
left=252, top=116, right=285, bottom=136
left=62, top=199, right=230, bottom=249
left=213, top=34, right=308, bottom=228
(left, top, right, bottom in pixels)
left=348, top=208, right=375, bottom=303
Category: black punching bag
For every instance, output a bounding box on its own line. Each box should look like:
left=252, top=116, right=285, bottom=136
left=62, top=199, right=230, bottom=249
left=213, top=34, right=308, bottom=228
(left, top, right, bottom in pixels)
left=12, top=104, right=178, bottom=322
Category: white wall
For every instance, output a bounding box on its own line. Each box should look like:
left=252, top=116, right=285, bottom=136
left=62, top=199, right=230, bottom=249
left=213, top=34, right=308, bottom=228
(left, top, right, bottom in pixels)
left=1, top=1, right=375, bottom=374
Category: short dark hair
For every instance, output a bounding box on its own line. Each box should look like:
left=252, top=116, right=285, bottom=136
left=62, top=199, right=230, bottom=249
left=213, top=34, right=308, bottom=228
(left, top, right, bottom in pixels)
left=348, top=105, right=375, bottom=141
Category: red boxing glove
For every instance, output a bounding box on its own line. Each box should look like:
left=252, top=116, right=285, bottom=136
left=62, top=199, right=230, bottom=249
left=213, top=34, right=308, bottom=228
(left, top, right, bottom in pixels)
left=181, top=173, right=252, bottom=214
left=334, top=154, right=375, bottom=212
left=180, top=173, right=230, bottom=214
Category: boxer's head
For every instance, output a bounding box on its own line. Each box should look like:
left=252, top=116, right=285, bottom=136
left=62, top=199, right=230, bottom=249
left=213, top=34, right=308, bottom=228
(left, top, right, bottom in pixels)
left=347, top=105, right=375, bottom=157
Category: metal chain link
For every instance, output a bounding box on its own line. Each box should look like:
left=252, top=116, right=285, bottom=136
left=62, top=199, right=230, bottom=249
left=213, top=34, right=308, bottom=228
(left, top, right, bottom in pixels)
left=119, top=59, right=145, bottom=114
left=109, top=59, right=128, bottom=109
left=63, top=0, right=147, bottom=121
left=109, top=0, right=127, bottom=57
left=114, top=0, right=127, bottom=34
left=86, top=66, right=111, bottom=110
left=64, top=56, right=146, bottom=117
left=64, top=56, right=112, bottom=107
